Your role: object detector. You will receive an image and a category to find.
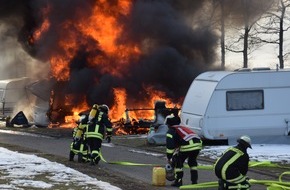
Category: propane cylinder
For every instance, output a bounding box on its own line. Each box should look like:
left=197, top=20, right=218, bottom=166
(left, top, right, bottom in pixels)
left=165, top=164, right=175, bottom=181
left=152, top=167, right=166, bottom=186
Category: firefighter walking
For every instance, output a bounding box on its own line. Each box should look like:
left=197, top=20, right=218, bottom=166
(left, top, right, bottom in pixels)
left=86, top=104, right=112, bottom=165
left=69, top=114, right=89, bottom=162
left=214, top=135, right=252, bottom=190
left=165, top=115, right=203, bottom=187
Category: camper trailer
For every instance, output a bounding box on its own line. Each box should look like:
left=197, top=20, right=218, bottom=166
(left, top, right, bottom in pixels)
left=0, top=77, right=31, bottom=117
left=180, top=68, right=290, bottom=143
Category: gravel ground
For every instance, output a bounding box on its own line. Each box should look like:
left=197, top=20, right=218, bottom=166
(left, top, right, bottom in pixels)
left=0, top=125, right=164, bottom=190
left=1, top=125, right=290, bottom=190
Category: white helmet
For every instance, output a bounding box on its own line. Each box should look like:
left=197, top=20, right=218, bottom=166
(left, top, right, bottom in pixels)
left=237, top=135, right=252, bottom=149
left=79, top=115, right=86, bottom=121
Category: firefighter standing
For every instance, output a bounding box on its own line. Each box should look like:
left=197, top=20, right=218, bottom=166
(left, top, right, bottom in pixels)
left=165, top=115, right=203, bottom=187
left=69, top=114, right=89, bottom=162
left=214, top=135, right=252, bottom=190
left=86, top=104, right=112, bottom=165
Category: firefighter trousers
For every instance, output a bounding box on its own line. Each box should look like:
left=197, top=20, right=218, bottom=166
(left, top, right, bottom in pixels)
left=86, top=137, right=102, bottom=164
left=175, top=150, right=200, bottom=184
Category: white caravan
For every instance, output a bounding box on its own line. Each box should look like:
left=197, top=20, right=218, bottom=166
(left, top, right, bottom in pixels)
left=180, top=68, right=290, bottom=143
left=0, top=77, right=31, bottom=117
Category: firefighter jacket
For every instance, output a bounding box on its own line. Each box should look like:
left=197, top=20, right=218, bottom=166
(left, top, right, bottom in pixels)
left=166, top=127, right=202, bottom=160
left=214, top=144, right=249, bottom=184
left=86, top=111, right=112, bottom=140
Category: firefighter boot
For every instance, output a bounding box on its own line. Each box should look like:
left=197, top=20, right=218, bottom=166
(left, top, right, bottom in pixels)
left=69, top=151, right=74, bottom=161
left=94, top=155, right=101, bottom=165
left=218, top=179, right=227, bottom=190
left=77, top=153, right=83, bottom=163
left=190, top=169, right=198, bottom=184
left=90, top=158, right=95, bottom=166
left=171, top=178, right=182, bottom=187
left=171, top=170, right=183, bottom=187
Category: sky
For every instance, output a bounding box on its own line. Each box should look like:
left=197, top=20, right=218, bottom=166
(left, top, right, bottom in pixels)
left=1, top=132, right=290, bottom=189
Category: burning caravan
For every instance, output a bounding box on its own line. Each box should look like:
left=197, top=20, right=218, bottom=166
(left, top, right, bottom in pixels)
left=180, top=68, right=290, bottom=143
left=0, top=77, right=31, bottom=117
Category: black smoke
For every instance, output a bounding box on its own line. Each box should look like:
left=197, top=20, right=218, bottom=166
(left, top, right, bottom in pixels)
left=0, top=0, right=219, bottom=111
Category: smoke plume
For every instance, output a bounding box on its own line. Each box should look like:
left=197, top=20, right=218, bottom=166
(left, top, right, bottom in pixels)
left=0, top=0, right=273, bottom=113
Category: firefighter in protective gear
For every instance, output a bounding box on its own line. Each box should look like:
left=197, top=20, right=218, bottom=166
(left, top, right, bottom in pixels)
left=86, top=104, right=112, bottom=165
left=166, top=114, right=202, bottom=187
left=69, top=114, right=89, bottom=162
left=214, top=135, right=252, bottom=190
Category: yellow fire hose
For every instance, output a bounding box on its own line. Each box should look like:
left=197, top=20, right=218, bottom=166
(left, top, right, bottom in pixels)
left=100, top=153, right=290, bottom=189
left=180, top=172, right=290, bottom=189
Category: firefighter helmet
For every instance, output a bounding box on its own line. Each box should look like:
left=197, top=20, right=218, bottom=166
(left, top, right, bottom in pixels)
left=79, top=115, right=86, bottom=122
left=164, top=114, right=174, bottom=125
left=92, top=104, right=98, bottom=109
left=237, top=135, right=252, bottom=149
left=100, top=104, right=109, bottom=113
left=164, top=114, right=180, bottom=126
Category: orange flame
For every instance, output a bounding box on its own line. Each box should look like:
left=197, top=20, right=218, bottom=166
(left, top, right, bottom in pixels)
left=33, top=1, right=181, bottom=130
left=110, top=88, right=127, bottom=121
left=46, top=0, right=140, bottom=81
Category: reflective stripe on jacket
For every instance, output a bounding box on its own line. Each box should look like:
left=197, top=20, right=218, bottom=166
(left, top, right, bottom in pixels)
left=166, top=127, right=202, bottom=159
left=214, top=146, right=249, bottom=183
left=86, top=112, right=104, bottom=139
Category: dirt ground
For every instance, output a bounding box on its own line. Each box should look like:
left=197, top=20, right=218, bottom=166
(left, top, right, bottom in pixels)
left=0, top=126, right=164, bottom=190
left=1, top=126, right=290, bottom=190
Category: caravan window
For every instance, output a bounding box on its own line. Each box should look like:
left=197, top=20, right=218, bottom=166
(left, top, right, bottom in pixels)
left=226, top=90, right=264, bottom=111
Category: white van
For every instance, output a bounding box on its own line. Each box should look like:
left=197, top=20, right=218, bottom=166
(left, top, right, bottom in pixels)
left=180, top=68, right=290, bottom=143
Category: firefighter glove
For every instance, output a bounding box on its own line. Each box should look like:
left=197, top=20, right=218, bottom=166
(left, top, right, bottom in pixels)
left=74, top=137, right=80, bottom=142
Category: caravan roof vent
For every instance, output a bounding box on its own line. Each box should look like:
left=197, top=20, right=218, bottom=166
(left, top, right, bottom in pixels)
left=252, top=67, right=271, bottom=71
left=234, top=68, right=251, bottom=72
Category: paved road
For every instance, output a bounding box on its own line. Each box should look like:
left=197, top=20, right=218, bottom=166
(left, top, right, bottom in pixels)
left=0, top=128, right=276, bottom=189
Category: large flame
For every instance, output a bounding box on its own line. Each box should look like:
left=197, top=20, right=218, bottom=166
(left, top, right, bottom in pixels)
left=48, top=0, right=139, bottom=81
left=33, top=0, right=181, bottom=129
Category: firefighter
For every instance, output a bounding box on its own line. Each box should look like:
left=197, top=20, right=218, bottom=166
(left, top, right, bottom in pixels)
left=214, top=135, right=252, bottom=190
left=86, top=104, right=112, bottom=165
left=165, top=115, right=203, bottom=187
left=69, top=114, right=89, bottom=162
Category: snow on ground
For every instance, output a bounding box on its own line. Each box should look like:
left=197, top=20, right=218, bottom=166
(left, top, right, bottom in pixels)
left=201, top=144, right=290, bottom=164
left=1, top=132, right=290, bottom=189
left=0, top=147, right=121, bottom=190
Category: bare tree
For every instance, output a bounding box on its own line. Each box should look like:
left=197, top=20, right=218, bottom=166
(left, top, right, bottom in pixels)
left=203, top=0, right=231, bottom=70
left=254, top=0, right=290, bottom=69
left=225, top=0, right=274, bottom=68
left=219, top=0, right=226, bottom=69
left=198, top=0, right=275, bottom=69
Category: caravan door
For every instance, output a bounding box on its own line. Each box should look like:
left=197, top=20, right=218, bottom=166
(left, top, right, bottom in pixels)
left=181, top=79, right=218, bottom=138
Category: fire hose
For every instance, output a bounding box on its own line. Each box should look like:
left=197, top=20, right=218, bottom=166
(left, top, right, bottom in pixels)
left=180, top=172, right=290, bottom=189
left=99, top=153, right=290, bottom=189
